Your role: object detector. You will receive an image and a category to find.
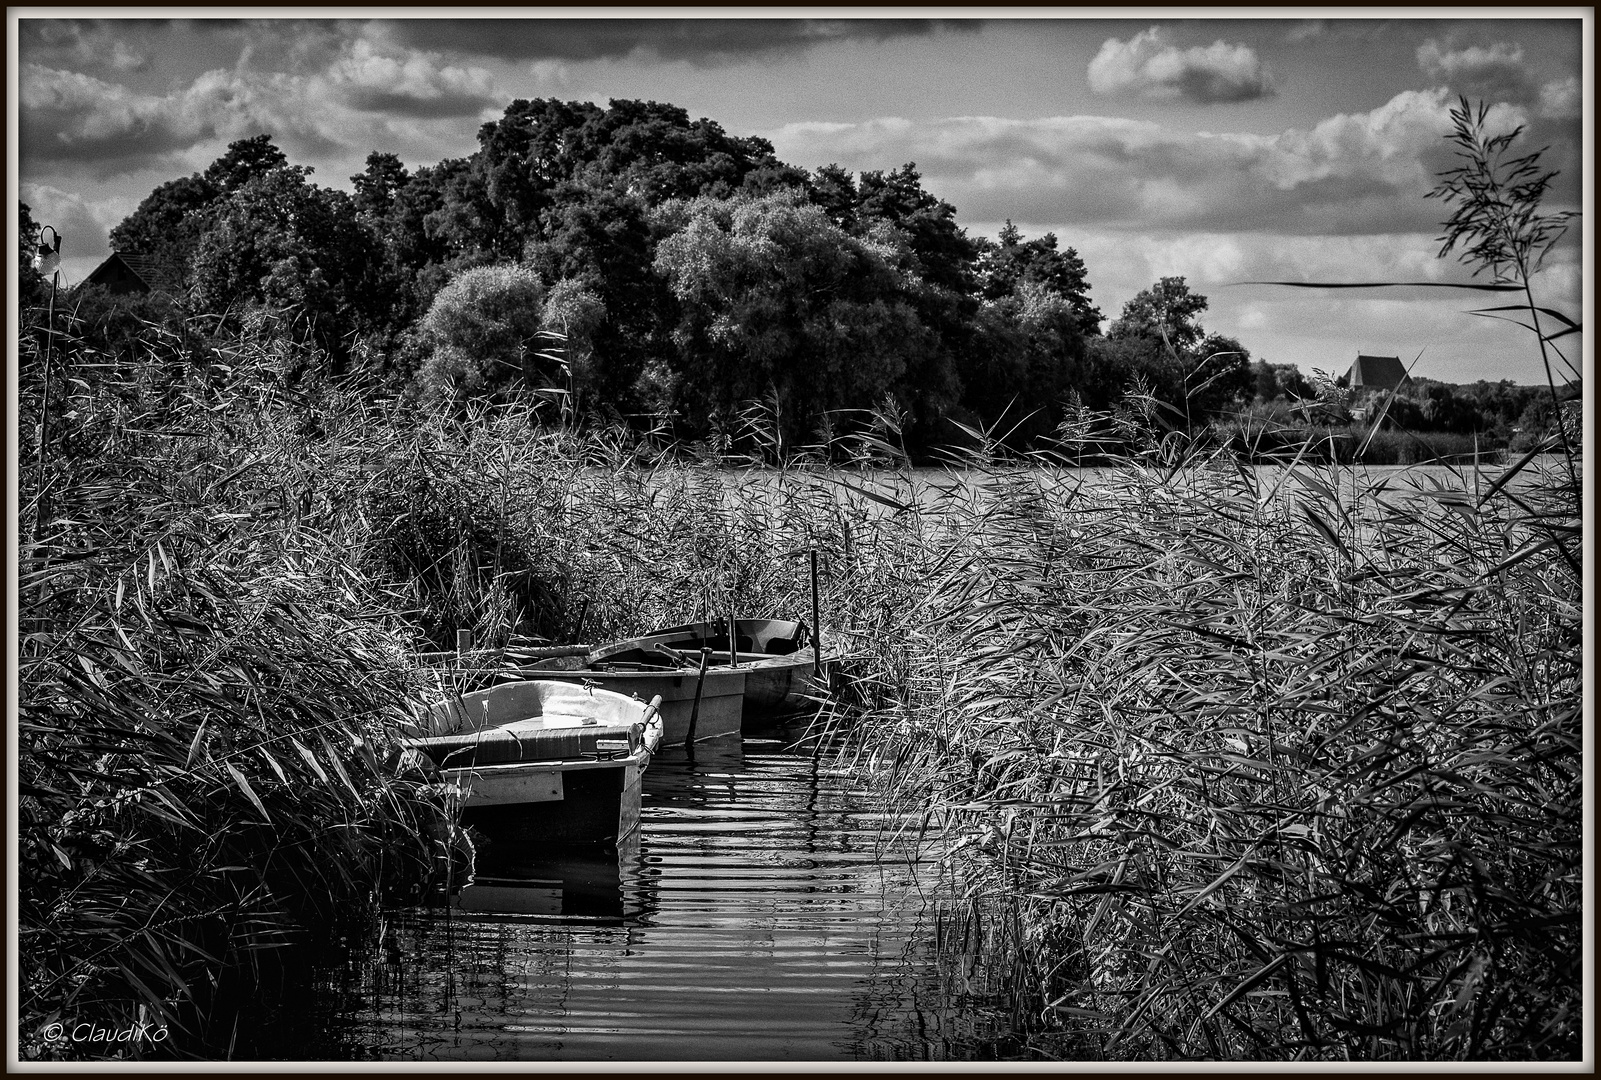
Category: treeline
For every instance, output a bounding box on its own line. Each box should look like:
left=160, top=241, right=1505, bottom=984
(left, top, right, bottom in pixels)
left=1240, top=361, right=1581, bottom=459
left=21, top=97, right=1259, bottom=451
left=1359, top=375, right=1576, bottom=441
left=20, top=95, right=1573, bottom=456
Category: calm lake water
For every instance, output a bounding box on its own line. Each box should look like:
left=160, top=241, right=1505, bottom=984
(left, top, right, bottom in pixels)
left=314, top=722, right=1027, bottom=1063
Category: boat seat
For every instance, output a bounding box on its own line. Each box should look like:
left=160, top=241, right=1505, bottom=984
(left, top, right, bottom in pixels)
left=409, top=718, right=641, bottom=769
left=762, top=633, right=799, bottom=654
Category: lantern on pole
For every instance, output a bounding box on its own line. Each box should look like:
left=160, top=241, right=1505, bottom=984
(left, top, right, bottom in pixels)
left=32, top=226, right=62, bottom=279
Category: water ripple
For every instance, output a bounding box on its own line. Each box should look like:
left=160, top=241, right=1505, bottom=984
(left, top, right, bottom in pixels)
left=325, top=726, right=1022, bottom=1062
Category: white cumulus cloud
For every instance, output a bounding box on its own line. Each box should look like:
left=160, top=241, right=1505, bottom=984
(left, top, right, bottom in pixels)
left=1088, top=26, right=1273, bottom=103
left=1416, top=39, right=1523, bottom=80
left=318, top=38, right=498, bottom=117
left=108, top=40, right=146, bottom=72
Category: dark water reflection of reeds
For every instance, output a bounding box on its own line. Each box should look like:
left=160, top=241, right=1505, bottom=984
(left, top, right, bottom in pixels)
left=313, top=722, right=1031, bottom=1062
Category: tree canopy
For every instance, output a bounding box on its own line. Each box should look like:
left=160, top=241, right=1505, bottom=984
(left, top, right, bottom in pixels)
left=1098, top=276, right=1253, bottom=420
left=652, top=190, right=942, bottom=442
left=53, top=97, right=1313, bottom=451
left=417, top=264, right=548, bottom=405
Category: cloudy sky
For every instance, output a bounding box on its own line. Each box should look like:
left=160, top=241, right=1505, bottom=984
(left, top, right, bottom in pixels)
left=10, top=10, right=1590, bottom=384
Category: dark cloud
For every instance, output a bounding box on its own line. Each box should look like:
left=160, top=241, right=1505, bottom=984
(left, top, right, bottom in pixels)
left=18, top=64, right=215, bottom=178
left=19, top=18, right=379, bottom=81
left=336, top=85, right=498, bottom=120
left=16, top=19, right=159, bottom=73
left=20, top=122, right=198, bottom=180
left=19, top=60, right=355, bottom=182
left=1416, top=38, right=1537, bottom=104
left=378, top=18, right=977, bottom=65
left=1275, top=175, right=1443, bottom=235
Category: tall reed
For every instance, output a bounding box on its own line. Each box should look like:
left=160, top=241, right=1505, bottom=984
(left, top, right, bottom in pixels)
left=831, top=425, right=1581, bottom=1060
left=818, top=99, right=1584, bottom=1060
left=17, top=324, right=464, bottom=1060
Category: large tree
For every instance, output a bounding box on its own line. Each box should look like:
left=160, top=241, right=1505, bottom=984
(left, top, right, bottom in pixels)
left=347, top=152, right=467, bottom=358
left=463, top=98, right=601, bottom=258
left=1101, top=276, right=1252, bottom=421
left=806, top=164, right=859, bottom=232
left=415, top=264, right=548, bottom=405
left=202, top=134, right=290, bottom=194
left=962, top=280, right=1102, bottom=441
left=429, top=97, right=805, bottom=265
left=952, top=221, right=1106, bottom=441
left=351, top=151, right=411, bottom=220
left=523, top=184, right=664, bottom=410
left=575, top=98, right=800, bottom=201
left=1109, top=276, right=1210, bottom=356
left=856, top=163, right=979, bottom=298
left=109, top=135, right=297, bottom=294
left=190, top=163, right=383, bottom=374
left=975, top=221, right=1101, bottom=336
left=652, top=190, right=947, bottom=444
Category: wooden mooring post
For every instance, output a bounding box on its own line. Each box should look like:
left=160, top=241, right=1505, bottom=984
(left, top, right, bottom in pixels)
left=810, top=548, right=822, bottom=678
left=684, top=647, right=713, bottom=759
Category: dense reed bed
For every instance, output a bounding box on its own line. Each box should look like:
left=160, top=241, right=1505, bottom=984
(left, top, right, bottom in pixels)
left=827, top=419, right=1585, bottom=1061
left=17, top=335, right=469, bottom=1059
left=19, top=308, right=1583, bottom=1062
left=409, top=396, right=1584, bottom=1061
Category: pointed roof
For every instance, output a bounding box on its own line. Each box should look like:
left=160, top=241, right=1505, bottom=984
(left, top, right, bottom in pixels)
left=80, top=251, right=181, bottom=295
left=1348, top=353, right=1408, bottom=390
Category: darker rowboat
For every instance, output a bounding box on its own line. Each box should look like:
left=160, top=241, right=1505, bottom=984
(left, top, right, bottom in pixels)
left=588, top=618, right=820, bottom=719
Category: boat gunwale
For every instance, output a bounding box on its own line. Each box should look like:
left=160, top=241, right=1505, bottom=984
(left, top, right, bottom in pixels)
left=437, top=744, right=651, bottom=778
left=409, top=682, right=664, bottom=775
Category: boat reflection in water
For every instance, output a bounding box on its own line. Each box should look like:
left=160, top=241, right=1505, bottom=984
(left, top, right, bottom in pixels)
left=453, top=823, right=644, bottom=924
left=329, top=726, right=1033, bottom=1062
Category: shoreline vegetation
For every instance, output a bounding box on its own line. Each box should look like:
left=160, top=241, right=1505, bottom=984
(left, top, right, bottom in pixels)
left=17, top=95, right=1583, bottom=1060
left=16, top=372, right=1583, bottom=1061
left=836, top=429, right=1582, bottom=1060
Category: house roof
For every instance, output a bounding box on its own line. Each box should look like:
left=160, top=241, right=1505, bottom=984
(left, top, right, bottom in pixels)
left=81, top=251, right=181, bottom=295
left=1348, top=353, right=1408, bottom=390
